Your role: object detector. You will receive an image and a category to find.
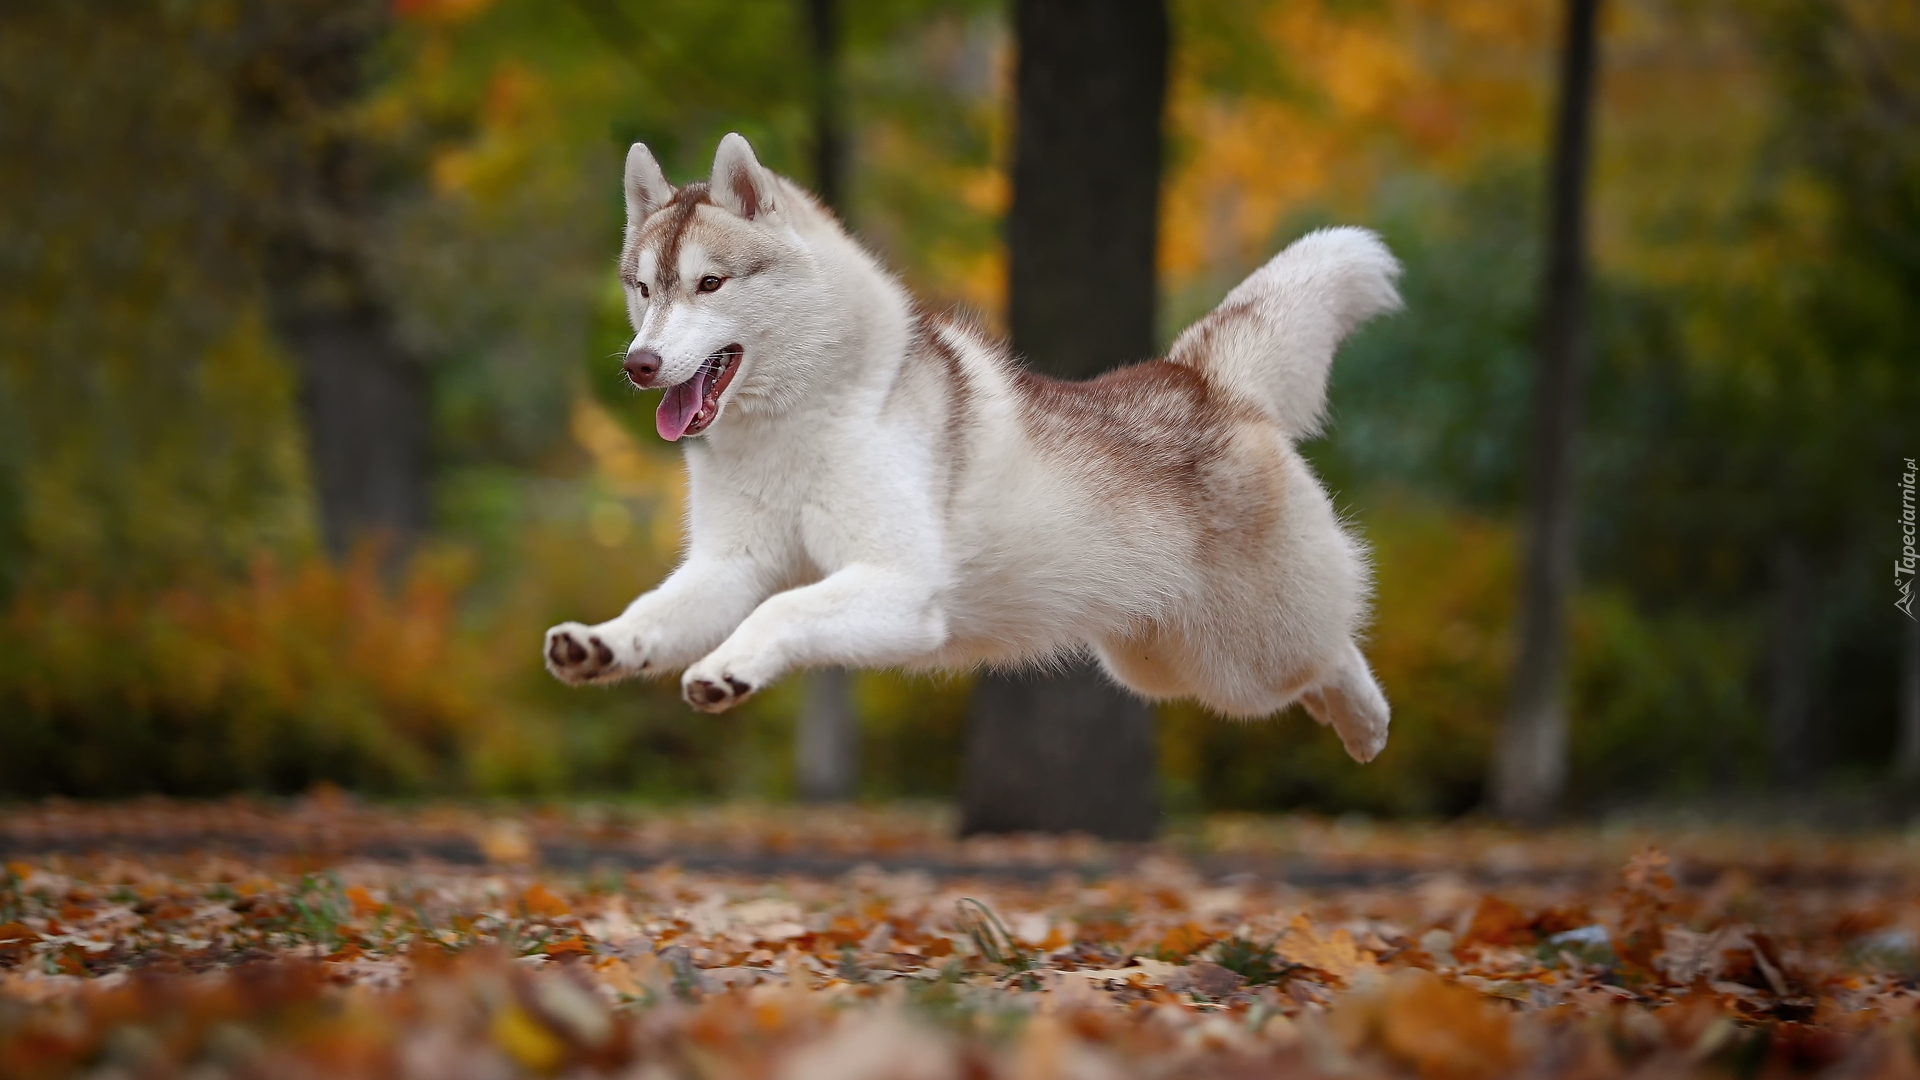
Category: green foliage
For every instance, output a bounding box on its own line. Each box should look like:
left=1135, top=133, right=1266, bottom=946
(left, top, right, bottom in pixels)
left=1308, top=168, right=1542, bottom=510
left=853, top=672, right=973, bottom=800
left=1210, top=935, right=1296, bottom=986
left=0, top=4, right=319, bottom=590
left=290, top=873, right=352, bottom=954
left=1568, top=592, right=1769, bottom=802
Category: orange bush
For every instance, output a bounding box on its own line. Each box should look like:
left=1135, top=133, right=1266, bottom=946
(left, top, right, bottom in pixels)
left=0, top=549, right=554, bottom=796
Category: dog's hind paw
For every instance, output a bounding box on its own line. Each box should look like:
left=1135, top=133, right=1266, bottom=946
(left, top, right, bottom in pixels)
left=1297, top=680, right=1390, bottom=764
left=683, top=672, right=754, bottom=713
left=1336, top=713, right=1390, bottom=764
left=545, top=622, right=633, bottom=685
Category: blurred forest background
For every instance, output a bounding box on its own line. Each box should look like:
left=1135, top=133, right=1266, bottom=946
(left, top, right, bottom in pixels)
left=1, top=0, right=1914, bottom=819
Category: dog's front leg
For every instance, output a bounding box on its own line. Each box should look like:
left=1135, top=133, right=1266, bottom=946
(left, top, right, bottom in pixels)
left=679, top=564, right=944, bottom=712
left=544, top=557, right=772, bottom=685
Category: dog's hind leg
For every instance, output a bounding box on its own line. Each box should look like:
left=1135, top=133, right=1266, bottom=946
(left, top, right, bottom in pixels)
left=1297, top=640, right=1391, bottom=763
left=1093, top=626, right=1198, bottom=702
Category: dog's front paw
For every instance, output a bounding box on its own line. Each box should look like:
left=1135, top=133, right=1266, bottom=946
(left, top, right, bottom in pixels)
left=545, top=622, right=645, bottom=685
left=681, top=662, right=757, bottom=713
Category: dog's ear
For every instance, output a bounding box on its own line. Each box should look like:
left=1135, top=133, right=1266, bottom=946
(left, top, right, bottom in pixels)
left=625, top=143, right=674, bottom=222
left=709, top=132, right=776, bottom=221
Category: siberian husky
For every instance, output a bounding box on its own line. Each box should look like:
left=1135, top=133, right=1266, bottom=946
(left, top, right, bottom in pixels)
left=544, top=133, right=1400, bottom=763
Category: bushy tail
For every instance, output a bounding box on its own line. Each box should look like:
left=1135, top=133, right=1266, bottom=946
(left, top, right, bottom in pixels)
left=1167, top=227, right=1402, bottom=440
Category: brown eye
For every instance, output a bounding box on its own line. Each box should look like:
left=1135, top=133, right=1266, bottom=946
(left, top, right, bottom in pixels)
left=637, top=282, right=650, bottom=298
left=697, top=275, right=725, bottom=294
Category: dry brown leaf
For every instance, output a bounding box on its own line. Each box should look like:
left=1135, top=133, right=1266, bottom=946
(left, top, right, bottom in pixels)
left=1155, top=921, right=1213, bottom=959
left=1366, top=968, right=1515, bottom=1080
left=1274, top=914, right=1376, bottom=983
left=522, top=882, right=571, bottom=919
left=1460, top=895, right=1532, bottom=948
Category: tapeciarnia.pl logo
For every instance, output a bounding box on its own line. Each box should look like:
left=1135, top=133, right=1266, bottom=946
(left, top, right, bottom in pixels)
left=1899, top=456, right=1917, bottom=620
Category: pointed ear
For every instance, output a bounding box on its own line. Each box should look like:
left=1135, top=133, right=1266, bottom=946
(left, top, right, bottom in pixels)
left=709, top=132, right=776, bottom=221
left=625, top=143, right=674, bottom=222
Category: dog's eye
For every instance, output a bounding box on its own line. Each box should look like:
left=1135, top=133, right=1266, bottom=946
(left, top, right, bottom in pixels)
left=697, top=275, right=725, bottom=294
left=636, top=282, right=650, bottom=299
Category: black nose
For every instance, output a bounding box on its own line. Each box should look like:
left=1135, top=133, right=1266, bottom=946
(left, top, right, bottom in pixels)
left=623, top=348, right=661, bottom=386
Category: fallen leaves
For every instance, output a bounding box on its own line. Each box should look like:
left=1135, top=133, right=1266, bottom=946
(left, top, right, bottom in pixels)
left=1335, top=969, right=1515, bottom=1080
left=0, top=802, right=1915, bottom=1078
left=1275, top=913, right=1378, bottom=983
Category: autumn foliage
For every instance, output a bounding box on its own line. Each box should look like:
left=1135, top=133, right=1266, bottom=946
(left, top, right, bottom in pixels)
left=0, top=554, right=554, bottom=797
left=1, top=802, right=1915, bottom=1078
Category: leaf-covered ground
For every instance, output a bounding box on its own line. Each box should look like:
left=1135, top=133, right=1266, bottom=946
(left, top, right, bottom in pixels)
left=1, top=800, right=1916, bottom=1079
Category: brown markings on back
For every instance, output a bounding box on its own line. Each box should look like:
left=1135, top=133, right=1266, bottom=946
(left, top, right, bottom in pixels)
left=1013, top=358, right=1280, bottom=554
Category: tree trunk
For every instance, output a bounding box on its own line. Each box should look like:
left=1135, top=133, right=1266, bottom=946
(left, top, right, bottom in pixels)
left=1899, top=612, right=1920, bottom=781
left=797, top=667, right=858, bottom=801
left=958, top=0, right=1167, bottom=840
left=1766, top=544, right=1816, bottom=785
left=1491, top=0, right=1602, bottom=824
left=806, top=0, right=846, bottom=216
left=1002, top=0, right=1166, bottom=380
left=280, top=309, right=431, bottom=558
left=961, top=662, right=1158, bottom=839
left=242, top=4, right=432, bottom=560
left=790, top=0, right=861, bottom=802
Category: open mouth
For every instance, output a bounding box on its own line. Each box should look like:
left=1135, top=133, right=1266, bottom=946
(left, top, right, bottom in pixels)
left=656, top=345, right=743, bottom=442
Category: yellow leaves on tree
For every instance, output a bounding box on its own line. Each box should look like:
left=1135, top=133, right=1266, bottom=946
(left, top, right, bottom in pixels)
left=1162, top=0, right=1556, bottom=290
left=395, top=0, right=495, bottom=27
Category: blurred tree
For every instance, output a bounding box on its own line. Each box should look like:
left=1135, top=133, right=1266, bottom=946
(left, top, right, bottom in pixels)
left=1766, top=546, right=1816, bottom=783
left=808, top=0, right=848, bottom=214
left=798, top=0, right=860, bottom=802
left=1748, top=0, right=1919, bottom=785
left=959, top=0, right=1167, bottom=841
left=0, top=2, right=316, bottom=589
left=1902, top=617, right=1919, bottom=781
left=1492, top=0, right=1602, bottom=824
left=798, top=666, right=859, bottom=801
left=239, top=3, right=433, bottom=560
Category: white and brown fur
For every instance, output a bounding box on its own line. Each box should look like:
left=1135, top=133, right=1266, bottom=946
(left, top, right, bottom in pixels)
left=545, top=133, right=1400, bottom=763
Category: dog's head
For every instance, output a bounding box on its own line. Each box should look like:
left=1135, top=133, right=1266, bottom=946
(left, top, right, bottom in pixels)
left=617, top=134, right=814, bottom=442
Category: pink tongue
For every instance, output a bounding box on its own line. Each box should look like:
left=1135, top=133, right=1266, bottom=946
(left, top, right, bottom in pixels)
left=655, top=367, right=712, bottom=441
